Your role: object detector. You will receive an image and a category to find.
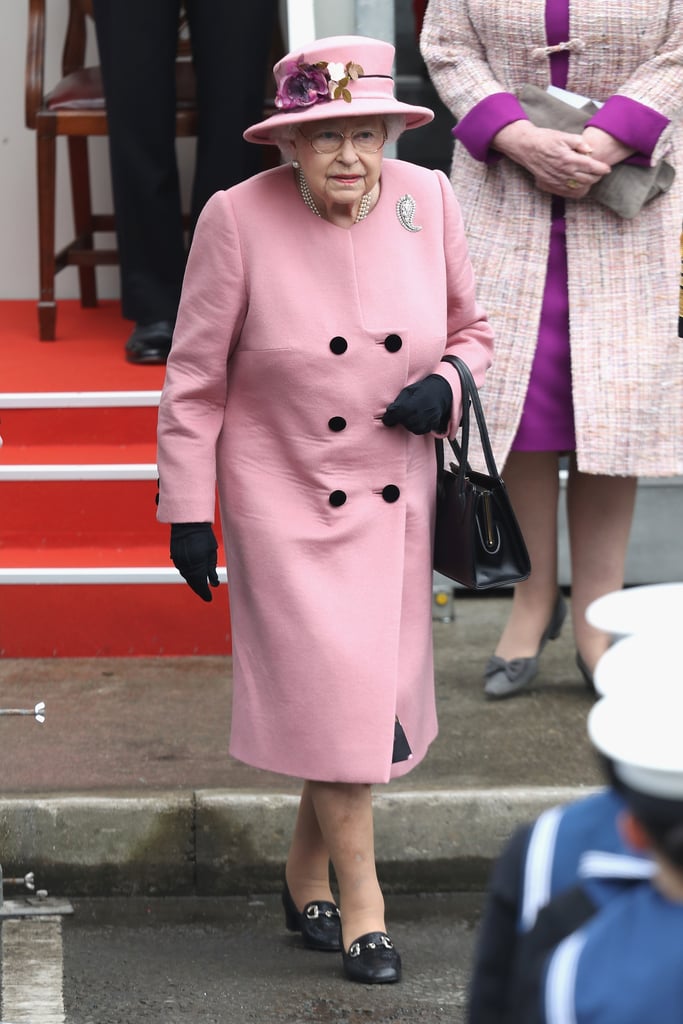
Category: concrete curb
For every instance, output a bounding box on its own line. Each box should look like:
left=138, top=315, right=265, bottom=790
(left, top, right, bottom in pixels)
left=0, top=786, right=598, bottom=897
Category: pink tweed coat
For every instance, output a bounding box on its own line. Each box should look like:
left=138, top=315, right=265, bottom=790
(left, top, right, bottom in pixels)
left=157, top=159, right=494, bottom=783
left=421, top=0, right=683, bottom=476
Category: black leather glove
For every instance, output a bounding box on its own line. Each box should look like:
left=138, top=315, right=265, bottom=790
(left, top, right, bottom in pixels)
left=170, top=523, right=220, bottom=602
left=382, top=374, right=453, bottom=435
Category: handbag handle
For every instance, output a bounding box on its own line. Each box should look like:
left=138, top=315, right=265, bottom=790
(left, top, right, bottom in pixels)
left=438, top=355, right=502, bottom=483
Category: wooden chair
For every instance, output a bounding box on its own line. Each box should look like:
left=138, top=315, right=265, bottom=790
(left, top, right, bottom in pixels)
left=24, top=0, right=199, bottom=341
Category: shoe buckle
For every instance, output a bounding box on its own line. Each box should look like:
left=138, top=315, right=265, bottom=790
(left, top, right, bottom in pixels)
left=349, top=934, right=393, bottom=957
left=305, top=902, right=339, bottom=921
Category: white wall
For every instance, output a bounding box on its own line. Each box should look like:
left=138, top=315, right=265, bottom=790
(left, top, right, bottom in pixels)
left=2, top=1, right=117, bottom=299
left=1, top=0, right=358, bottom=301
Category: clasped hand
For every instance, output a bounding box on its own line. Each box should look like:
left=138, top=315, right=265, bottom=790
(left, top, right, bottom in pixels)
left=170, top=522, right=220, bottom=601
left=493, top=121, right=613, bottom=199
left=382, top=373, right=452, bottom=434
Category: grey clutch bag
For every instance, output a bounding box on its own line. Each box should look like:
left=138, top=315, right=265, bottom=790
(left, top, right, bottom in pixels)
left=518, top=84, right=675, bottom=219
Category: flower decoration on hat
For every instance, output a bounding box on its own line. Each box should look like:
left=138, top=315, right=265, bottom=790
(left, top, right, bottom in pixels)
left=275, top=57, right=365, bottom=110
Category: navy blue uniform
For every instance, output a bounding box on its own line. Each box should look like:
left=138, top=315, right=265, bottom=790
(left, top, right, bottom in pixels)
left=538, top=881, right=683, bottom=1023
left=468, top=789, right=652, bottom=1024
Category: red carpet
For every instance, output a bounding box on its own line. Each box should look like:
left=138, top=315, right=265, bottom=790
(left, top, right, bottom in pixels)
left=0, top=299, right=166, bottom=391
left=1, top=300, right=231, bottom=657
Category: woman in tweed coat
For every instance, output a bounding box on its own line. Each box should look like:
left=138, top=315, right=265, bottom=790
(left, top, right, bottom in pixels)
left=421, top=0, right=683, bottom=698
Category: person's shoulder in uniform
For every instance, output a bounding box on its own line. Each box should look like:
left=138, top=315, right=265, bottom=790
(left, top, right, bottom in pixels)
left=540, top=881, right=683, bottom=1023
left=468, top=788, right=648, bottom=1024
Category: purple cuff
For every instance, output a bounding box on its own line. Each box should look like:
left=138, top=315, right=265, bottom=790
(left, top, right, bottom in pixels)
left=452, top=93, right=528, bottom=163
left=586, top=95, right=669, bottom=164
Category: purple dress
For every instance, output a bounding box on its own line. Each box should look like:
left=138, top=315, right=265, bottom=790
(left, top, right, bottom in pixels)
left=514, top=2, right=574, bottom=450
left=451, top=0, right=667, bottom=452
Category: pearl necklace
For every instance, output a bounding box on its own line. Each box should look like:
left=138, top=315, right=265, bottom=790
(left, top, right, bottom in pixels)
left=296, top=167, right=374, bottom=223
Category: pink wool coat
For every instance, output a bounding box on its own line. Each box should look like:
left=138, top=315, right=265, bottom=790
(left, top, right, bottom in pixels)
left=421, top=0, right=683, bottom=476
left=157, top=159, right=494, bottom=784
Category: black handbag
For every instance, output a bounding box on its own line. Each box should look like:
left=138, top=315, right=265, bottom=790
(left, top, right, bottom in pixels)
left=433, top=355, right=531, bottom=590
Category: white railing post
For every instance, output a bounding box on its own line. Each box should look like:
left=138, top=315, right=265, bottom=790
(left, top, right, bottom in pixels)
left=282, top=0, right=316, bottom=49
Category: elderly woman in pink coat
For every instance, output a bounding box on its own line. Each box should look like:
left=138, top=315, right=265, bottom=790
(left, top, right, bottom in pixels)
left=156, top=35, right=493, bottom=984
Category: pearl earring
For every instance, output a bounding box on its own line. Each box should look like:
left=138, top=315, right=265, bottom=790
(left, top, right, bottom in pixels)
left=292, top=160, right=300, bottom=169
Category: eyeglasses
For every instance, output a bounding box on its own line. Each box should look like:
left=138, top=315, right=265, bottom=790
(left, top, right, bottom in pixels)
left=299, top=127, right=386, bottom=155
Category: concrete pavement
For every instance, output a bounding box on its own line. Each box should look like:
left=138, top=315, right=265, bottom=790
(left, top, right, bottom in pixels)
left=0, top=592, right=603, bottom=898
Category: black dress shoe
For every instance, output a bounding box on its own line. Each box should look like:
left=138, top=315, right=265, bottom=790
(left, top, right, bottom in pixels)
left=125, top=320, right=174, bottom=365
left=342, top=932, right=401, bottom=984
left=282, top=883, right=341, bottom=951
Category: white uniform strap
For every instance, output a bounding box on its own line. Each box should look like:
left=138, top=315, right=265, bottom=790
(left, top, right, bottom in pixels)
left=545, top=929, right=586, bottom=1024
left=578, top=850, right=656, bottom=880
left=521, top=804, right=564, bottom=931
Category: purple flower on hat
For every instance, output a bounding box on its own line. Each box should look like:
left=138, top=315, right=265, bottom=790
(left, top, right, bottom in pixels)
left=275, top=58, right=331, bottom=110
left=274, top=57, right=365, bottom=111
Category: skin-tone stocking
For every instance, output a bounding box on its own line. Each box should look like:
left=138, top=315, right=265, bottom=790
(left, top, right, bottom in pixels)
left=306, top=780, right=385, bottom=950
left=494, top=451, right=562, bottom=659
left=565, top=455, right=637, bottom=671
left=284, top=781, right=335, bottom=907
left=493, top=450, right=637, bottom=675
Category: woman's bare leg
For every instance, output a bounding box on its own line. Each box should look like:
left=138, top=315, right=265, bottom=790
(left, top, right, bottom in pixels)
left=494, top=451, right=562, bottom=659
left=566, top=457, right=637, bottom=673
left=285, top=780, right=335, bottom=907
left=307, top=781, right=385, bottom=950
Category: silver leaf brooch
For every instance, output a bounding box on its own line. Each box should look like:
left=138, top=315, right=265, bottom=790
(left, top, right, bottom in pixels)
left=396, top=193, right=422, bottom=233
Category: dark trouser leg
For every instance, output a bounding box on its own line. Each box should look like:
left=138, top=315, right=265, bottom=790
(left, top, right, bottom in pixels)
left=92, top=0, right=185, bottom=324
left=184, top=0, right=279, bottom=228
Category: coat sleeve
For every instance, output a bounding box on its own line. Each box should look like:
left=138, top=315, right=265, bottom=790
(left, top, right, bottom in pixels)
left=420, top=0, right=507, bottom=120
left=156, top=191, right=247, bottom=524
left=596, top=0, right=683, bottom=164
left=435, top=169, right=495, bottom=436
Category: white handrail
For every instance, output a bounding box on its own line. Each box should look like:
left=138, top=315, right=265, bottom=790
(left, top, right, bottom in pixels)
left=0, top=391, right=161, bottom=409
left=0, top=464, right=158, bottom=481
left=284, top=0, right=316, bottom=49
left=0, top=567, right=228, bottom=585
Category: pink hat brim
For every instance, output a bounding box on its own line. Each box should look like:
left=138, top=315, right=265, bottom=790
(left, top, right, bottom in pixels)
left=243, top=34, right=435, bottom=145
left=244, top=98, right=434, bottom=145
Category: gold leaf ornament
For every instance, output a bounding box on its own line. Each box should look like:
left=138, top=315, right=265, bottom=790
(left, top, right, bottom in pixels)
left=328, top=61, right=364, bottom=102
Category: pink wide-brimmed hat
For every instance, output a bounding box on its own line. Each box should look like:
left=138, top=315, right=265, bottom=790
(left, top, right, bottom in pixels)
left=243, top=35, right=434, bottom=145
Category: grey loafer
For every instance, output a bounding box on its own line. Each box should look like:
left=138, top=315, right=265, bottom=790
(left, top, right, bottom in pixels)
left=484, top=592, right=568, bottom=700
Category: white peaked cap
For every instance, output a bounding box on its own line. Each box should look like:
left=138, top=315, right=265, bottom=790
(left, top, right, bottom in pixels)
left=588, top=690, right=683, bottom=800
left=593, top=633, right=682, bottom=698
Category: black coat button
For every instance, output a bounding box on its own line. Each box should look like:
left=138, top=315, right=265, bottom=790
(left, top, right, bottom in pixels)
left=330, top=336, right=348, bottom=354
left=328, top=416, right=347, bottom=432
left=329, top=490, right=347, bottom=507
left=384, top=334, right=402, bottom=352
left=382, top=485, right=400, bottom=503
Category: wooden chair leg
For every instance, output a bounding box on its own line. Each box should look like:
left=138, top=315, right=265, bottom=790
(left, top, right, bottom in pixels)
left=36, top=130, right=57, bottom=340
left=67, top=135, right=97, bottom=308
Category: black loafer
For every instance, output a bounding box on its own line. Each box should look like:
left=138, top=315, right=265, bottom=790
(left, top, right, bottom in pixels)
left=342, top=931, right=401, bottom=984
left=125, top=320, right=174, bottom=365
left=282, top=883, right=341, bottom=951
